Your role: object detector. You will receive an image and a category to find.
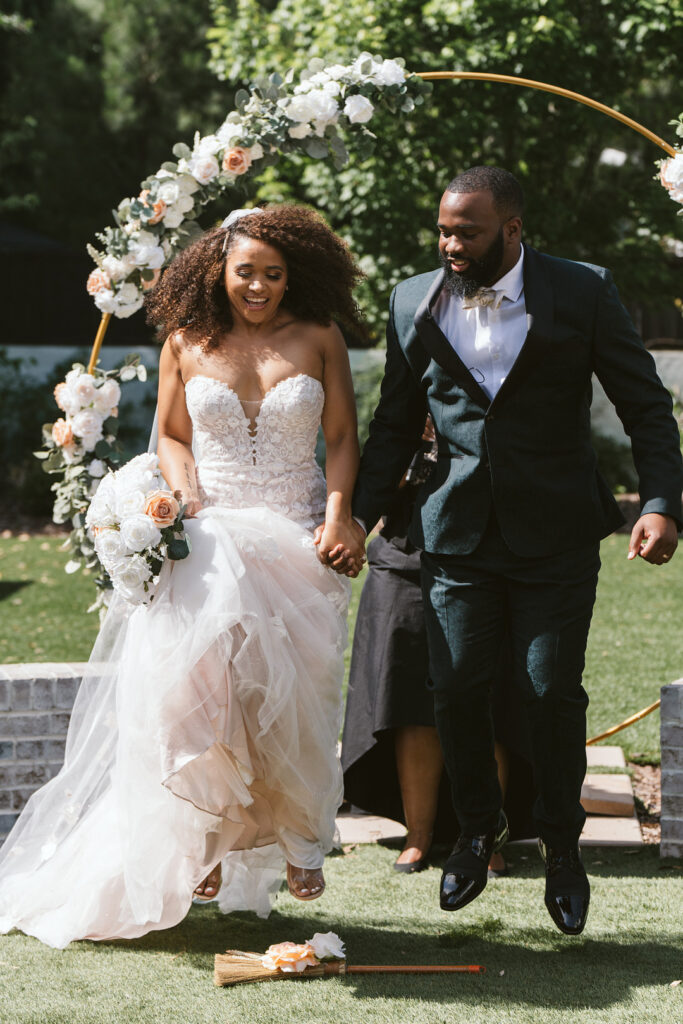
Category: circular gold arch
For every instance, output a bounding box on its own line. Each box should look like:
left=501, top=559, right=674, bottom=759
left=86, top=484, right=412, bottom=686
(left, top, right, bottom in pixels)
left=416, top=71, right=676, bottom=157
left=87, top=70, right=676, bottom=373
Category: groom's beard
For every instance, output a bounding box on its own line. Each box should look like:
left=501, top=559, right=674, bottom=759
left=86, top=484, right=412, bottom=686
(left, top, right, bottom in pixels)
left=439, top=227, right=506, bottom=299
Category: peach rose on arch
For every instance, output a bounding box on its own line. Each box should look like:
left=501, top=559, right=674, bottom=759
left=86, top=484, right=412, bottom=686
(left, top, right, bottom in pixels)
left=52, top=418, right=74, bottom=446
left=87, top=269, right=111, bottom=295
left=144, top=490, right=180, bottom=527
left=138, top=189, right=167, bottom=225
left=140, top=267, right=161, bottom=292
left=222, top=147, right=253, bottom=176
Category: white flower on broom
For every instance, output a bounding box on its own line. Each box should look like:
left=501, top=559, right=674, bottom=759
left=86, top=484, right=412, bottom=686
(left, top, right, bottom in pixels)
left=86, top=453, right=190, bottom=605
left=260, top=931, right=345, bottom=973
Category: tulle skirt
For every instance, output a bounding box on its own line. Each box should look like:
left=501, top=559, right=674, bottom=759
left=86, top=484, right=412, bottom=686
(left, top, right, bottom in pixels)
left=0, top=506, right=349, bottom=948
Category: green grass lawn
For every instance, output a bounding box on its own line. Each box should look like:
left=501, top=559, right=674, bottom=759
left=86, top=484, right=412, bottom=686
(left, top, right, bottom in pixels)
left=1, top=530, right=680, bottom=760
left=0, top=845, right=681, bottom=1024
left=0, top=534, right=682, bottom=1021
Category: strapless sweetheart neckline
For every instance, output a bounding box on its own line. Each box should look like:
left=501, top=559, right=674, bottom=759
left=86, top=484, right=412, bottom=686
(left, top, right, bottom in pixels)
left=186, top=372, right=323, bottom=408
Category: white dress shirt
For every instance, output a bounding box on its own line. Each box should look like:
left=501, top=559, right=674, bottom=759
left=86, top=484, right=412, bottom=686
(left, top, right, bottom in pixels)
left=433, top=249, right=527, bottom=401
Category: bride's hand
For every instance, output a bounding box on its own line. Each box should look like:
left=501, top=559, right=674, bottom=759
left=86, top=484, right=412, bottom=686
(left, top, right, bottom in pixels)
left=313, top=520, right=366, bottom=577
left=174, top=490, right=203, bottom=519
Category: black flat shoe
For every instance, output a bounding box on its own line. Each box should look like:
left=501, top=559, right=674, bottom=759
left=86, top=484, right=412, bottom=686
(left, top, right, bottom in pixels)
left=440, top=811, right=508, bottom=912
left=538, top=839, right=590, bottom=935
left=393, top=855, right=429, bottom=874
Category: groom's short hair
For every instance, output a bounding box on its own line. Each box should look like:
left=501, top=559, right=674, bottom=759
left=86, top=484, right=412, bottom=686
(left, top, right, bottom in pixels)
left=446, top=166, right=524, bottom=219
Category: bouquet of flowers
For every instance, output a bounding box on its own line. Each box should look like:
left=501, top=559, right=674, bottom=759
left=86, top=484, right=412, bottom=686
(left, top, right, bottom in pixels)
left=85, top=452, right=190, bottom=606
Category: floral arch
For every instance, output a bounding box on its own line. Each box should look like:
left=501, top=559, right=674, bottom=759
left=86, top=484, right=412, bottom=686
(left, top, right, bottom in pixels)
left=37, top=53, right=683, bottom=609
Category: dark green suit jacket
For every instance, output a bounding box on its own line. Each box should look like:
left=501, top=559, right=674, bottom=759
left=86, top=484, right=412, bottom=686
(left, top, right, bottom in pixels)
left=352, top=244, right=683, bottom=557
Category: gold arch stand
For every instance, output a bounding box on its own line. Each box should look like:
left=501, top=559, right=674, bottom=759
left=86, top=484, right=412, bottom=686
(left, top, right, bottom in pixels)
left=86, top=70, right=676, bottom=374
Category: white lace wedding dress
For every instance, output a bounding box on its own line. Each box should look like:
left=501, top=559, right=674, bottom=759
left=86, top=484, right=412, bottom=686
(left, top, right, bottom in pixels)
left=0, top=373, right=349, bottom=948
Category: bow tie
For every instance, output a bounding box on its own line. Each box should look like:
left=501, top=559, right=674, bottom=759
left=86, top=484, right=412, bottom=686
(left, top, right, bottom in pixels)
left=461, top=288, right=505, bottom=310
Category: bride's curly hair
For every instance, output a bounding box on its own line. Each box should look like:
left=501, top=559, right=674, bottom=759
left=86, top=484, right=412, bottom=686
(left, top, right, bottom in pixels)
left=145, top=204, right=366, bottom=348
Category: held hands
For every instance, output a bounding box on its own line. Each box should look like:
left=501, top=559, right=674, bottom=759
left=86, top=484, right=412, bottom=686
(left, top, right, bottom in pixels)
left=313, top=519, right=366, bottom=577
left=628, top=513, right=678, bottom=565
left=174, top=490, right=203, bottom=519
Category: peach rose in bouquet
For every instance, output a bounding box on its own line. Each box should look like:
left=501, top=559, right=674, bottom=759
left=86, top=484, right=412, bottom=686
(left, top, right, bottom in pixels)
left=144, top=490, right=180, bottom=527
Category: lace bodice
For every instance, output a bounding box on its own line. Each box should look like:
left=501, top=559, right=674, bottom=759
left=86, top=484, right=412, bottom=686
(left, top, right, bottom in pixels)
left=185, top=373, right=327, bottom=529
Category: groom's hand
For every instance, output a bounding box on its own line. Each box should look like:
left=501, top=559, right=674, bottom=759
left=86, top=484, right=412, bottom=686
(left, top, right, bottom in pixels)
left=628, top=513, right=678, bottom=565
left=314, top=519, right=366, bottom=577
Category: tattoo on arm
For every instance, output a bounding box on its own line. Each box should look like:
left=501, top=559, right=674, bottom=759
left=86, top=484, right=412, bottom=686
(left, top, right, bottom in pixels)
left=184, top=461, right=198, bottom=497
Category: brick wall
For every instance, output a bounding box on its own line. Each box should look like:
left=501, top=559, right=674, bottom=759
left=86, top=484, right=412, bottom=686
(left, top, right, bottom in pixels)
left=0, top=663, right=84, bottom=845
left=661, top=678, right=683, bottom=858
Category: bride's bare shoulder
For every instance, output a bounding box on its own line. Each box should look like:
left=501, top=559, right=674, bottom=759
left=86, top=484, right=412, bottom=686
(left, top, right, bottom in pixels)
left=162, top=327, right=206, bottom=373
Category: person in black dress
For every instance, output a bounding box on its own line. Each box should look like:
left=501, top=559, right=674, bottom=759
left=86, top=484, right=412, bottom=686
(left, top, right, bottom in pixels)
left=341, top=418, right=535, bottom=872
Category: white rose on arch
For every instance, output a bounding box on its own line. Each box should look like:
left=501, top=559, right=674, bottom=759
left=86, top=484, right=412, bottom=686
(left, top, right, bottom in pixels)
left=344, top=94, right=374, bottom=124
left=102, top=253, right=136, bottom=282
left=189, top=154, right=220, bottom=184
left=71, top=408, right=105, bottom=443
left=284, top=90, right=339, bottom=136
left=113, top=283, right=145, bottom=318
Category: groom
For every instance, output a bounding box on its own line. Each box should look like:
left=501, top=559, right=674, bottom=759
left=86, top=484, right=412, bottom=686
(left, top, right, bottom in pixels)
left=333, top=166, right=682, bottom=935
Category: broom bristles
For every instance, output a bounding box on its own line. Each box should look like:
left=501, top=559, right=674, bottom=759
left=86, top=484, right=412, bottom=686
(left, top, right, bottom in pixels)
left=214, top=951, right=345, bottom=987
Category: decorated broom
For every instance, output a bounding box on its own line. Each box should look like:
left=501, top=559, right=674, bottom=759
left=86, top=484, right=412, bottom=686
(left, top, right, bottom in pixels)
left=214, top=933, right=484, bottom=987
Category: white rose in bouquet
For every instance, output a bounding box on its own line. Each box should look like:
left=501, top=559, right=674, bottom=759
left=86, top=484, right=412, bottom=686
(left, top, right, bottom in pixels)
left=116, top=489, right=147, bottom=519
left=86, top=474, right=118, bottom=530
left=95, top=529, right=128, bottom=565
left=116, top=553, right=153, bottom=588
left=120, top=513, right=162, bottom=553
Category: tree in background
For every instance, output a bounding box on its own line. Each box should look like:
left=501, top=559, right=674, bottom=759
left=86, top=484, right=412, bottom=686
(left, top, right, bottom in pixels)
left=0, top=0, right=227, bottom=249
left=208, top=0, right=683, bottom=337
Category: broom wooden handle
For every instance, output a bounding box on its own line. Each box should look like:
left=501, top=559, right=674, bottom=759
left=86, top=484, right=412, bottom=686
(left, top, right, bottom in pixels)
left=346, top=964, right=485, bottom=974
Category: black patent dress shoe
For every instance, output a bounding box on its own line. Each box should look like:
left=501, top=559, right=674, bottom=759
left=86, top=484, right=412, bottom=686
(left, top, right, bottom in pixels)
left=440, top=811, right=508, bottom=912
left=538, top=839, right=590, bottom=935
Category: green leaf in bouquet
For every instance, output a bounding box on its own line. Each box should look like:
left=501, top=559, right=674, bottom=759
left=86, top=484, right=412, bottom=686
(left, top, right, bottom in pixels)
left=167, top=538, right=190, bottom=560
left=103, top=416, right=119, bottom=434
left=172, top=142, right=192, bottom=160
left=235, top=89, right=250, bottom=110
left=95, top=440, right=112, bottom=458
left=33, top=450, right=49, bottom=460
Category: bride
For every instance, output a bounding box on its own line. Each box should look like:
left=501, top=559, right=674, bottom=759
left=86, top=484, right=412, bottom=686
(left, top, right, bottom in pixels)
left=0, top=205, right=366, bottom=948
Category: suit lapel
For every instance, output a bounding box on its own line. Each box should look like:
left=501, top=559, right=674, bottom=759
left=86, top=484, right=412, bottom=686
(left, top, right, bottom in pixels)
left=491, top=244, right=555, bottom=408
left=413, top=270, right=490, bottom=410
